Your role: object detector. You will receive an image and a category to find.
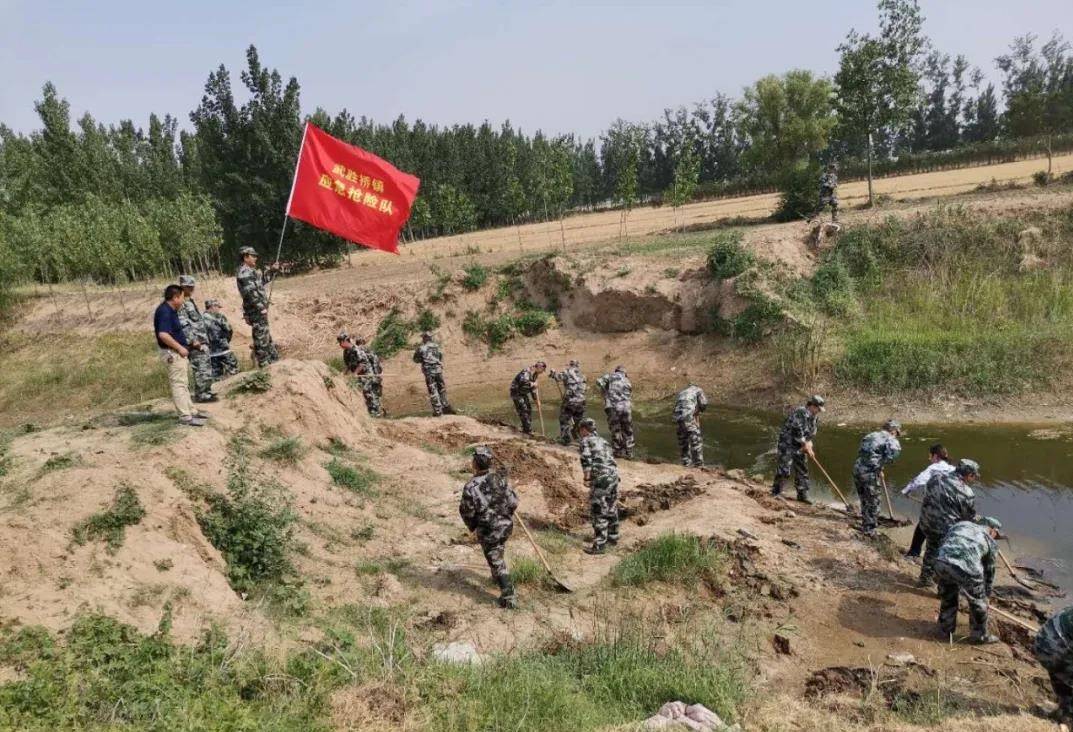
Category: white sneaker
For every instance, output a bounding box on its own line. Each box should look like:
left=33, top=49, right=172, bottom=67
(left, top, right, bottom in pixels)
left=179, top=416, right=206, bottom=427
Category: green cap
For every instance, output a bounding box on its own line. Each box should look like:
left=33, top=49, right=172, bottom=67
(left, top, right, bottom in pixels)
left=956, top=459, right=981, bottom=477
left=472, top=446, right=493, bottom=469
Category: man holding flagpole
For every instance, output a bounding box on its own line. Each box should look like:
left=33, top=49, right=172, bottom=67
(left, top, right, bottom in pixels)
left=236, top=246, right=280, bottom=367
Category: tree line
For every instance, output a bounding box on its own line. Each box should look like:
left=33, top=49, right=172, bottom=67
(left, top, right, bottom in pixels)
left=1, top=0, right=1071, bottom=297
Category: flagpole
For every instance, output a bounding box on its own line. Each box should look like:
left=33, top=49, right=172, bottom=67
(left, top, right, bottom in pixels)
left=268, top=121, right=309, bottom=304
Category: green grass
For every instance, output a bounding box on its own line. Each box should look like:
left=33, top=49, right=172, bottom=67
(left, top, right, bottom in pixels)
left=415, top=308, right=441, bottom=332
left=259, top=436, right=307, bottom=465
left=706, top=230, right=751, bottom=279
left=70, top=483, right=146, bottom=554
left=324, top=458, right=380, bottom=497
left=130, top=419, right=181, bottom=447
left=611, top=533, right=726, bottom=588
left=461, top=264, right=489, bottom=291
left=0, top=332, right=168, bottom=430
left=229, top=369, right=272, bottom=395
left=371, top=308, right=414, bottom=359
left=39, top=452, right=80, bottom=474
left=509, top=556, right=549, bottom=587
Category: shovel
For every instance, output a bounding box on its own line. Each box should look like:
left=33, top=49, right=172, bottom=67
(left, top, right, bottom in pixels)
left=515, top=511, right=572, bottom=593
left=880, top=471, right=896, bottom=521
left=809, top=453, right=851, bottom=509
left=998, top=549, right=1064, bottom=597
left=960, top=589, right=1040, bottom=634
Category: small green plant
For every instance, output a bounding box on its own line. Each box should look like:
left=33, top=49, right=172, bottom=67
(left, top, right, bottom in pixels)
left=350, top=525, right=374, bottom=543
left=325, top=458, right=380, bottom=497
left=130, top=420, right=180, bottom=447
left=40, top=452, right=80, bottom=474
left=810, top=257, right=856, bottom=315
left=730, top=299, right=784, bottom=343
left=153, top=558, right=174, bottom=572
left=415, top=308, right=441, bottom=332
left=428, top=264, right=452, bottom=301
left=663, top=267, right=680, bottom=278
left=371, top=308, right=414, bottom=359
left=71, top=483, right=146, bottom=553
left=462, top=264, right=489, bottom=291
left=1032, top=170, right=1052, bottom=187
left=706, top=231, right=751, bottom=279
left=510, top=557, right=549, bottom=587
left=230, top=370, right=272, bottom=396
left=611, top=533, right=725, bottom=588
left=258, top=436, right=307, bottom=465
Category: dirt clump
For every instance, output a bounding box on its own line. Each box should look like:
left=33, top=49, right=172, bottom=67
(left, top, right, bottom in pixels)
left=620, top=474, right=705, bottom=523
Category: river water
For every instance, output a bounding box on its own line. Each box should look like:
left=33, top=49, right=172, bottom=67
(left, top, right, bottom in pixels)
left=455, top=400, right=1073, bottom=602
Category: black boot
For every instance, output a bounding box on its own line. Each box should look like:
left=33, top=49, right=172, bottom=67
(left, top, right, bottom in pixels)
left=496, top=576, right=517, bottom=609
left=796, top=491, right=813, bottom=505
left=583, top=543, right=605, bottom=555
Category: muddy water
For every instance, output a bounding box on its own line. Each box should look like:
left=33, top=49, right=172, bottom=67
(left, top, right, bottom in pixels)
left=456, top=399, right=1073, bottom=602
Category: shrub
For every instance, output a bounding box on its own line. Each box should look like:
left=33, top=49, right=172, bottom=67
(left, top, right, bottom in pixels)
left=810, top=257, right=856, bottom=315
left=71, top=483, right=146, bottom=553
left=611, top=533, right=725, bottom=588
left=730, top=299, right=784, bottom=343
left=415, top=308, right=441, bottom=332
left=461, top=264, right=488, bottom=291
left=510, top=557, right=549, bottom=587
left=259, top=437, right=307, bottom=465
left=706, top=231, right=751, bottom=279
left=325, top=458, right=380, bottom=497
left=1033, top=170, right=1052, bottom=187
left=371, top=308, right=414, bottom=359
left=485, top=314, right=516, bottom=349
left=774, top=161, right=821, bottom=222
left=229, top=370, right=272, bottom=395
left=196, top=446, right=302, bottom=607
left=514, top=308, right=554, bottom=337
left=40, top=452, right=80, bottom=474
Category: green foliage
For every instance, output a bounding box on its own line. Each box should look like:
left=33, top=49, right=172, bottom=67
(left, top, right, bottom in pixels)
left=509, top=557, right=549, bottom=587
left=810, top=257, right=856, bottom=315
left=461, top=264, right=488, bottom=291
left=370, top=308, right=414, bottom=359
left=259, top=437, right=307, bottom=465
left=414, top=308, right=440, bottom=332
left=229, top=370, right=272, bottom=395
left=513, top=307, right=555, bottom=337
left=1033, top=170, right=1052, bottom=187
left=71, top=483, right=146, bottom=553
left=611, top=533, right=726, bottom=587
left=737, top=70, right=835, bottom=176
left=130, top=420, right=179, bottom=447
left=39, top=452, right=79, bottom=474
left=196, top=442, right=304, bottom=610
left=774, top=161, right=821, bottom=222
left=706, top=231, right=751, bottom=279
left=324, top=458, right=380, bottom=497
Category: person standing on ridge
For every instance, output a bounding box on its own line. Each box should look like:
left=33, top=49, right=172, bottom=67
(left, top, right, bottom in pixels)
left=177, top=275, right=216, bottom=403
left=203, top=299, right=240, bottom=378
left=413, top=331, right=451, bottom=416
left=235, top=246, right=280, bottom=367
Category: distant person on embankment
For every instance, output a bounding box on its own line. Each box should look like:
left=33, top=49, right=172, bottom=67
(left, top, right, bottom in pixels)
left=901, top=443, right=954, bottom=559
left=235, top=246, right=280, bottom=368
left=153, top=284, right=204, bottom=427
left=813, top=162, right=839, bottom=223
left=413, top=331, right=451, bottom=416
left=771, top=395, right=824, bottom=503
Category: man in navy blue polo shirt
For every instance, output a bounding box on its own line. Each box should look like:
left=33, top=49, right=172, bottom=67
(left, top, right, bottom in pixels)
left=154, top=284, right=204, bottom=427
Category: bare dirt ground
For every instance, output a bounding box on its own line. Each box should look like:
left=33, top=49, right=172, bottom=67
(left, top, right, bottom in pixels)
left=0, top=359, right=1061, bottom=729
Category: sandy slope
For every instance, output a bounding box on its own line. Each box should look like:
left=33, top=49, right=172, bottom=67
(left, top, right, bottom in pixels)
left=0, top=359, right=1061, bottom=729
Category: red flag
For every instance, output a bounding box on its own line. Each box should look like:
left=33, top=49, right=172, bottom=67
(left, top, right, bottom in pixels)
left=286, top=122, right=420, bottom=254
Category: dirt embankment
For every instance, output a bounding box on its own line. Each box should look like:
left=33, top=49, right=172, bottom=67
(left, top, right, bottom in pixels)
left=0, top=358, right=1064, bottom=729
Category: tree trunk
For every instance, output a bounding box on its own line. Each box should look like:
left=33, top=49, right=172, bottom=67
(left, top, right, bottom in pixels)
left=1047, top=135, right=1053, bottom=177
left=559, top=216, right=566, bottom=252
left=867, top=132, right=875, bottom=207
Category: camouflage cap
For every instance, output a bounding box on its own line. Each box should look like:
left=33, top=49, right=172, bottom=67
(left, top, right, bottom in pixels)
left=239, top=246, right=259, bottom=257
left=956, top=458, right=981, bottom=477
left=883, top=419, right=902, bottom=433
left=807, top=395, right=826, bottom=410
left=614, top=365, right=626, bottom=374
left=336, top=330, right=350, bottom=342
left=977, top=516, right=1006, bottom=538
left=534, top=361, right=547, bottom=369
left=569, top=359, right=580, bottom=367
left=354, top=335, right=366, bottom=345
left=178, top=274, right=196, bottom=287
left=204, top=298, right=220, bottom=308
left=472, top=445, right=493, bottom=469
left=421, top=331, right=433, bottom=342
left=578, top=418, right=597, bottom=432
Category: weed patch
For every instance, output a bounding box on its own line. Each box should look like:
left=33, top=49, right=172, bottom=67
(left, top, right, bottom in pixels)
left=371, top=308, right=414, bottom=359
left=259, top=436, right=307, bottom=465
left=229, top=369, right=272, bottom=396
left=325, top=458, right=380, bottom=497
left=415, top=308, right=441, bottom=332
left=706, top=231, right=751, bottom=279
left=71, top=483, right=146, bottom=553
left=39, top=451, right=80, bottom=474
left=612, top=533, right=726, bottom=588
left=461, top=264, right=488, bottom=291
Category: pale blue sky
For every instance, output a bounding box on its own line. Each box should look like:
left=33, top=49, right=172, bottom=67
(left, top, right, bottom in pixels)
left=2, top=1, right=1070, bottom=140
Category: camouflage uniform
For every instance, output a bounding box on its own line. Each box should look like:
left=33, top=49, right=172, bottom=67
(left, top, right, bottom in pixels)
left=815, top=170, right=839, bottom=222
left=344, top=345, right=384, bottom=417
left=918, top=472, right=977, bottom=585
left=596, top=370, right=634, bottom=458
left=509, top=368, right=539, bottom=434
left=551, top=365, right=587, bottom=445
left=178, top=299, right=215, bottom=401
left=579, top=431, right=620, bottom=550
left=673, top=385, right=708, bottom=467
left=1034, top=605, right=1073, bottom=723
left=204, top=311, right=240, bottom=377
left=459, top=467, right=519, bottom=606
left=772, top=406, right=819, bottom=499
left=934, top=521, right=997, bottom=640
left=852, top=430, right=902, bottom=535
left=413, top=341, right=449, bottom=416
left=236, top=263, right=279, bottom=367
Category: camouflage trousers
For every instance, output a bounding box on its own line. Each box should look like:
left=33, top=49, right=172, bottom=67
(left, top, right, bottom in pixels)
left=589, top=475, right=620, bottom=549
left=772, top=443, right=810, bottom=497
left=815, top=193, right=839, bottom=221
left=512, top=393, right=534, bottom=434
left=249, top=316, right=279, bottom=367
left=935, top=559, right=989, bottom=639
left=919, top=526, right=952, bottom=586
left=478, top=525, right=515, bottom=599
left=1035, top=631, right=1073, bottom=719
left=558, top=401, right=585, bottom=445
left=358, top=378, right=383, bottom=417
left=422, top=369, right=448, bottom=416
left=853, top=467, right=881, bottom=534
left=210, top=352, right=240, bottom=378
left=605, top=407, right=635, bottom=458
left=676, top=420, right=704, bottom=467
left=189, top=348, right=215, bottom=401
